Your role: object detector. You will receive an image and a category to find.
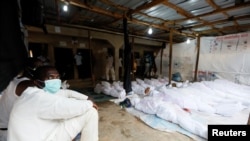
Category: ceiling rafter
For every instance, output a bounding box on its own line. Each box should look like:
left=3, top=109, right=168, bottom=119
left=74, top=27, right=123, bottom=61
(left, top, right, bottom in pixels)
left=129, top=0, right=165, bottom=14
left=205, top=0, right=229, bottom=17
left=108, top=12, right=166, bottom=30
left=162, top=1, right=193, bottom=18
left=161, top=1, right=200, bottom=35
left=198, top=24, right=250, bottom=35
left=161, top=1, right=220, bottom=36
left=205, top=0, right=239, bottom=32
left=131, top=18, right=195, bottom=38
left=60, top=0, right=195, bottom=38
left=100, top=0, right=127, bottom=11
left=135, top=12, right=165, bottom=25
left=42, top=0, right=250, bottom=42
left=130, top=18, right=166, bottom=30
left=162, top=0, right=247, bottom=36
left=60, top=0, right=122, bottom=18
left=190, top=15, right=250, bottom=30
left=173, top=1, right=250, bottom=23
left=99, top=0, right=168, bottom=35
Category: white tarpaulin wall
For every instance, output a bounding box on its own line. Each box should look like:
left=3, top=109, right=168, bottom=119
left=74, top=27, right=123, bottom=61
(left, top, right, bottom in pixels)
left=155, top=31, right=250, bottom=85
left=155, top=40, right=197, bottom=81
left=199, top=32, right=250, bottom=85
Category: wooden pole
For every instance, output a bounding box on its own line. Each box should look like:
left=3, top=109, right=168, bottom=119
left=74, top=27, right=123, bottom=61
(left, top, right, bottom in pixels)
left=194, top=34, right=200, bottom=82
left=88, top=30, right=95, bottom=86
left=160, top=43, right=164, bottom=75
left=123, top=17, right=132, bottom=94
left=131, top=37, right=135, bottom=80
left=168, top=28, right=173, bottom=85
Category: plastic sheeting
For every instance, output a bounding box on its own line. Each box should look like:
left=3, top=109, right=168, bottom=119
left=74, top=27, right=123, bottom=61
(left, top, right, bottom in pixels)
left=199, top=32, right=250, bottom=85
left=155, top=31, right=250, bottom=85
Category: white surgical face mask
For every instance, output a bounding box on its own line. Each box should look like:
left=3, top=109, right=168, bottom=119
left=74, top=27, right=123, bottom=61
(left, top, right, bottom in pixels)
left=43, top=79, right=62, bottom=94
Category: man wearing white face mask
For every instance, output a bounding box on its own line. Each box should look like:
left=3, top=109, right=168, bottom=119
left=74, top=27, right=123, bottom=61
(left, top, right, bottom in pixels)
left=8, top=66, right=99, bottom=141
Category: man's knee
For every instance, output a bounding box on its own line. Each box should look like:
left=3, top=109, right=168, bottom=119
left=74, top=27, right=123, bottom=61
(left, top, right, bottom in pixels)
left=79, top=107, right=98, bottom=122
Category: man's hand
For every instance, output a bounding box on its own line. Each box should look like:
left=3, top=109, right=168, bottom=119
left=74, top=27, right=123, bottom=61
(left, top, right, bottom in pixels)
left=92, top=102, right=98, bottom=110
left=88, top=97, right=98, bottom=110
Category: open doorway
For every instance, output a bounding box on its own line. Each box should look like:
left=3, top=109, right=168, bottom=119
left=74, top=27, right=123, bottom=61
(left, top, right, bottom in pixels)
left=74, top=49, right=93, bottom=79
left=54, top=47, right=74, bottom=80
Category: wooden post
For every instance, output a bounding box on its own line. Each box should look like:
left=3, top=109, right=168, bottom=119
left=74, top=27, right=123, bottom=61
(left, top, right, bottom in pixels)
left=88, top=30, right=95, bottom=86
left=168, top=28, right=173, bottom=85
left=123, top=17, right=132, bottom=94
left=131, top=37, right=135, bottom=80
left=194, top=34, right=200, bottom=82
left=160, top=44, right=164, bottom=75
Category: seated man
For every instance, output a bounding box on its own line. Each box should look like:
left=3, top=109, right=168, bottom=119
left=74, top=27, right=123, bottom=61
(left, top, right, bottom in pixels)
left=8, top=66, right=99, bottom=141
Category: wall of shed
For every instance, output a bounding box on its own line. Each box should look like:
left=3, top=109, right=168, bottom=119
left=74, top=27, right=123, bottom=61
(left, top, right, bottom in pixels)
left=26, top=25, right=162, bottom=86
left=198, top=31, right=250, bottom=85
left=155, top=40, right=197, bottom=81
left=155, top=31, right=250, bottom=85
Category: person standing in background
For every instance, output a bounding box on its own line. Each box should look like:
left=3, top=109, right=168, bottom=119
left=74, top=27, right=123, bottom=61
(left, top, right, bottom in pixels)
left=143, top=54, right=151, bottom=78
left=105, top=52, right=115, bottom=81
left=150, top=52, right=157, bottom=78
left=74, top=52, right=83, bottom=79
left=37, top=54, right=50, bottom=66
left=119, top=57, right=123, bottom=80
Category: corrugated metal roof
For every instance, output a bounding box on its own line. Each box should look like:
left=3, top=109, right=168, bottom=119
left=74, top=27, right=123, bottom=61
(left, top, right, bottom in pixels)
left=171, top=0, right=214, bottom=16
left=37, top=0, right=250, bottom=43
left=200, top=13, right=226, bottom=22
left=214, top=21, right=235, bottom=28
left=227, top=7, right=250, bottom=16
left=142, top=4, right=185, bottom=20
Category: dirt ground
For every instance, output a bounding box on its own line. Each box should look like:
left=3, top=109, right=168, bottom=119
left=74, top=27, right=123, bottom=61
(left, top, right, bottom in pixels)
left=97, top=101, right=195, bottom=141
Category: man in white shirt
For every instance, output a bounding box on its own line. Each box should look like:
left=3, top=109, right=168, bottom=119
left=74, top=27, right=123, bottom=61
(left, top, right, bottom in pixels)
left=74, top=52, right=82, bottom=66
left=74, top=52, right=84, bottom=78
left=105, top=53, right=115, bottom=81
left=8, top=66, right=99, bottom=141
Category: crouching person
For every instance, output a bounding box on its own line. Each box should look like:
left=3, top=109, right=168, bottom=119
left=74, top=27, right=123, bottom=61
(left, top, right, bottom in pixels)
left=8, top=66, right=99, bottom=141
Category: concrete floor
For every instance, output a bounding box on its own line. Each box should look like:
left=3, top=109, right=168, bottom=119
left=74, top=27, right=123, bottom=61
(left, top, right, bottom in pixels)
left=97, top=101, right=195, bottom=141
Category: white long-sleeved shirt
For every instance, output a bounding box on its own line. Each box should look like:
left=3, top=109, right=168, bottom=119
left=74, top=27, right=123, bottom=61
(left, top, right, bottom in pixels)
left=0, top=77, right=28, bottom=128
left=56, top=88, right=89, bottom=100
left=8, top=87, right=93, bottom=141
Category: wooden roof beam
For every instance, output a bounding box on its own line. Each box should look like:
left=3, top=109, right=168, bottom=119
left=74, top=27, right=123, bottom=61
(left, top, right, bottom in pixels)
left=206, top=0, right=239, bottom=31
left=197, top=24, right=250, bottom=35
left=61, top=0, right=195, bottom=38
left=60, top=0, right=122, bottom=18
left=162, top=1, right=206, bottom=37
left=188, top=15, right=250, bottom=29
left=173, top=1, right=250, bottom=23
left=131, top=0, right=165, bottom=13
